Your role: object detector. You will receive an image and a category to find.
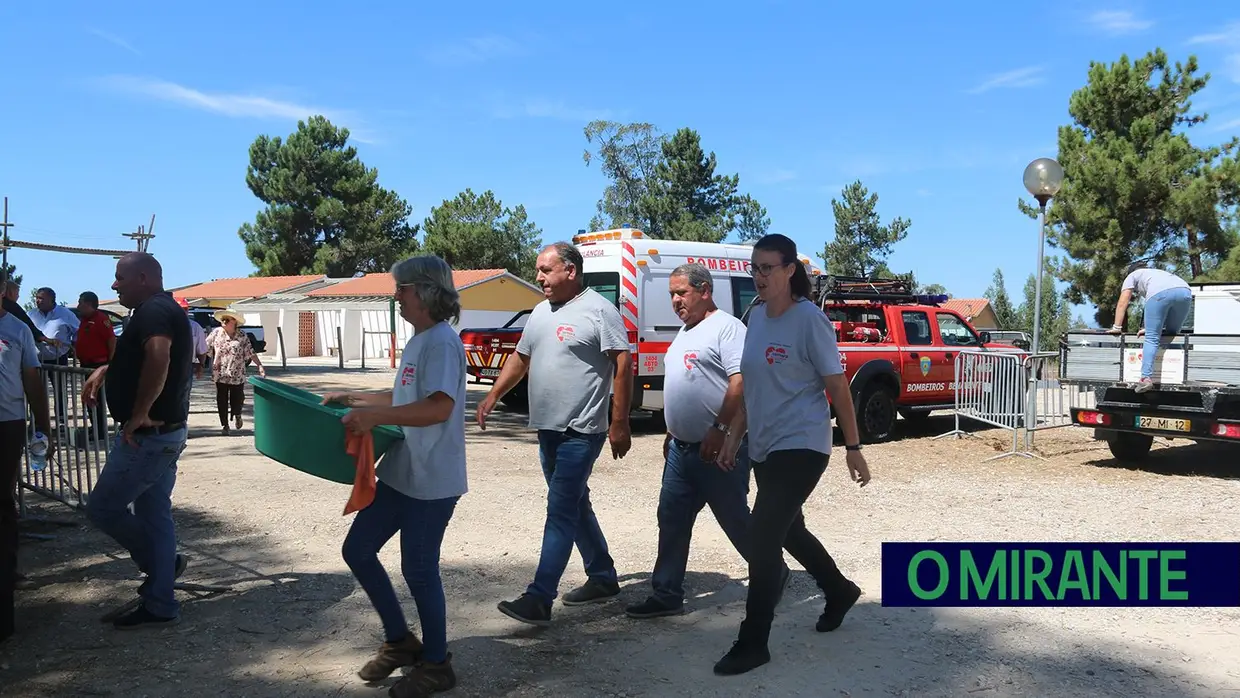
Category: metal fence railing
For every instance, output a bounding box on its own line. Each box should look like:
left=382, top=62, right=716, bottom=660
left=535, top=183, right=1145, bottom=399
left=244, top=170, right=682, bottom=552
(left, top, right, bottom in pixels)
left=935, top=349, right=1095, bottom=461
left=934, top=350, right=1027, bottom=459
left=16, top=364, right=113, bottom=516
left=1023, top=352, right=1097, bottom=434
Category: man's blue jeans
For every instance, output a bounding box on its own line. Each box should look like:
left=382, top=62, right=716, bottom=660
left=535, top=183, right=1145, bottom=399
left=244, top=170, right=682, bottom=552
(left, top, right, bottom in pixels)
left=342, top=481, right=459, bottom=663
left=1141, top=287, right=1193, bottom=379
left=87, top=427, right=187, bottom=619
left=526, top=428, right=617, bottom=605
left=651, top=436, right=754, bottom=605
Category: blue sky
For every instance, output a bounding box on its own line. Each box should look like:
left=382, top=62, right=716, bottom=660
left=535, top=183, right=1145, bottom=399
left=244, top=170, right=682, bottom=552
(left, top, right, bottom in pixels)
left=3, top=1, right=1239, bottom=321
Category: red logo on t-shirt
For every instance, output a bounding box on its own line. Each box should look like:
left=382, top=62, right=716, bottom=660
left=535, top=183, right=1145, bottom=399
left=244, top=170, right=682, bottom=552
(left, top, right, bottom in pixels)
left=0, top=339, right=9, bottom=357
left=400, top=364, right=416, bottom=386
left=556, top=325, right=576, bottom=342
left=683, top=351, right=699, bottom=371
left=765, top=345, right=789, bottom=365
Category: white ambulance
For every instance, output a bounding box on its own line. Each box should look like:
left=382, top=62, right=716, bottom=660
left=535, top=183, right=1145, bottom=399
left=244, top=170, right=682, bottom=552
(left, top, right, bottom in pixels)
left=572, top=227, right=823, bottom=413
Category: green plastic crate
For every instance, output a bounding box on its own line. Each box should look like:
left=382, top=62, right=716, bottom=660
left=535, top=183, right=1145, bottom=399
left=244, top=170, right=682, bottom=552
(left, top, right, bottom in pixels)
left=249, top=376, right=404, bottom=485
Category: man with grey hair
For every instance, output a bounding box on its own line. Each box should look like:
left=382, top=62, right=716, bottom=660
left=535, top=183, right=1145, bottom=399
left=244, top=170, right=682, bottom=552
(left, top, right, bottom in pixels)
left=478, top=241, right=632, bottom=627
left=625, top=263, right=788, bottom=619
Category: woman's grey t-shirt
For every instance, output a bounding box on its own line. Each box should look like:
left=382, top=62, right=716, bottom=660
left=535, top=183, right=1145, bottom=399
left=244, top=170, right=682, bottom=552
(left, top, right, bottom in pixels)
left=516, top=288, right=629, bottom=435
left=376, top=320, right=468, bottom=501
left=740, top=298, right=844, bottom=462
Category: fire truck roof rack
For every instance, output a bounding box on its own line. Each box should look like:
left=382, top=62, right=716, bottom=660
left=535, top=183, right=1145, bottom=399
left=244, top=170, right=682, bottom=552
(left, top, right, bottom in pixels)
left=814, top=275, right=949, bottom=305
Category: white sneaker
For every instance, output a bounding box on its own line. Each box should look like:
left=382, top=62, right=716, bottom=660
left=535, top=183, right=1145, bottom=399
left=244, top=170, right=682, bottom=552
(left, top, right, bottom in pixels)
left=1134, top=378, right=1155, bottom=393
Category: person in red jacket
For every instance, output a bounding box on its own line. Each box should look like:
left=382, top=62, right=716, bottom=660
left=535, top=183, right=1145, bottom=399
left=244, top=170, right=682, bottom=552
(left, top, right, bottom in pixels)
left=74, top=291, right=115, bottom=439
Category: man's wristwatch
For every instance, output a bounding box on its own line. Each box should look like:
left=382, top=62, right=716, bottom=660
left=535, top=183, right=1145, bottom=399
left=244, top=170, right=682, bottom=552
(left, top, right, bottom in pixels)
left=711, top=421, right=731, bottom=435
left=845, top=443, right=863, bottom=452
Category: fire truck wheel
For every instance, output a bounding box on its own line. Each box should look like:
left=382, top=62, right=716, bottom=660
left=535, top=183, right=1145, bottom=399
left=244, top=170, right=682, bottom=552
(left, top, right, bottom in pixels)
left=1105, top=431, right=1153, bottom=463
left=499, top=379, right=529, bottom=412
left=856, top=382, right=897, bottom=443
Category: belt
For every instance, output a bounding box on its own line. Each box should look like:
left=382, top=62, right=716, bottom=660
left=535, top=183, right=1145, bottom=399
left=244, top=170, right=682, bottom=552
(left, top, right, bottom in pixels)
left=128, top=421, right=186, bottom=435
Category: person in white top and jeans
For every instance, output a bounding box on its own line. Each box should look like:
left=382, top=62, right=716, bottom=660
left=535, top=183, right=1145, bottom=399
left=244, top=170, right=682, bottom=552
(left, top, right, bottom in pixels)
left=1108, top=261, right=1192, bottom=393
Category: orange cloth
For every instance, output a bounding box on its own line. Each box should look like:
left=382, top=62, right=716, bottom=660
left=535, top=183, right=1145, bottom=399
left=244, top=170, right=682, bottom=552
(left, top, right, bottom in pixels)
left=343, top=430, right=377, bottom=516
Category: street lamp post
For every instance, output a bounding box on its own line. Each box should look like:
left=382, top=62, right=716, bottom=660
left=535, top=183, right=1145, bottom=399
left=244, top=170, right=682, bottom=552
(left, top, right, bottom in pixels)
left=1020, top=158, right=1064, bottom=452
left=1022, top=158, right=1064, bottom=354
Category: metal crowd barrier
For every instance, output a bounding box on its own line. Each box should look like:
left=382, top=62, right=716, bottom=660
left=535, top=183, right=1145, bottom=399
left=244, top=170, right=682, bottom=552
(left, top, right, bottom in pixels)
left=16, top=364, right=113, bottom=516
left=934, top=349, right=1095, bottom=461
left=934, top=349, right=1027, bottom=459
left=1022, top=352, right=1096, bottom=435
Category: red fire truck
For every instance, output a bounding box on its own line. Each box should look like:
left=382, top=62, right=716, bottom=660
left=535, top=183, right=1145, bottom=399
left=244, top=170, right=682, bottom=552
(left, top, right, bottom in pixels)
left=806, top=276, right=1026, bottom=441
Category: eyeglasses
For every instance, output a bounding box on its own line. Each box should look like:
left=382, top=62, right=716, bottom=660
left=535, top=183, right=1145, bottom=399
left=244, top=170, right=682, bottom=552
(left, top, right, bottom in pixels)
left=748, top=262, right=789, bottom=278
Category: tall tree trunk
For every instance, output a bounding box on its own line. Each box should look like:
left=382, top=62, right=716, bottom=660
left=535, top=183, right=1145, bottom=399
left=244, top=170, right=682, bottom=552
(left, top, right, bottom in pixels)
left=1187, top=224, right=1203, bottom=278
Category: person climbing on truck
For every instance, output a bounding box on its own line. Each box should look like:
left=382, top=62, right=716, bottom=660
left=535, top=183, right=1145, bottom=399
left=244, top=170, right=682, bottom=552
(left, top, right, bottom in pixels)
left=1108, top=261, right=1193, bottom=393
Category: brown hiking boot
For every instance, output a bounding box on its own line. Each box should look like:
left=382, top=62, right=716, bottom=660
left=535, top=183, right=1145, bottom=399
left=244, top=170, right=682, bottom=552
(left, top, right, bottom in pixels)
left=358, top=632, right=424, bottom=682
left=389, top=655, right=457, bottom=698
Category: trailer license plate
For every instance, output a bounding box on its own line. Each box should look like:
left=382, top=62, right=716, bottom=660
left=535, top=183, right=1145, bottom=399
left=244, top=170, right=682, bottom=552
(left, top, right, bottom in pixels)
left=1135, top=416, right=1191, bottom=432
left=480, top=368, right=501, bottom=378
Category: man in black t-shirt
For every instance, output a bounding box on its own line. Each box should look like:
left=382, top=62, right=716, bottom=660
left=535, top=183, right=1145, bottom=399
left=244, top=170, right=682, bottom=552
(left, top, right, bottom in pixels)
left=83, top=252, right=193, bottom=630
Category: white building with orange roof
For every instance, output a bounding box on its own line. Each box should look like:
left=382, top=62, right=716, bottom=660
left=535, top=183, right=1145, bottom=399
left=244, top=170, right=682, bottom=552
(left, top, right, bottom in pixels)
left=228, top=269, right=542, bottom=363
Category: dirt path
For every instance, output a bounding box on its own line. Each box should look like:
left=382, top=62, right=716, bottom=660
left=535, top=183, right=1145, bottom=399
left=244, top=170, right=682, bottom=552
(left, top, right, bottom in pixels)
left=4, top=366, right=1239, bottom=697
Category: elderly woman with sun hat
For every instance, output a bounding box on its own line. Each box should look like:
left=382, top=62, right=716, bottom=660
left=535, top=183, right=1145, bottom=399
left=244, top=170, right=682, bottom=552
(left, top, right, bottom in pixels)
left=206, top=309, right=265, bottom=435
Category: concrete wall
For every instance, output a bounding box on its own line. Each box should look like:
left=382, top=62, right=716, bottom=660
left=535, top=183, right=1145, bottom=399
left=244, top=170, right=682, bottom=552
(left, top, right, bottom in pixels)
left=316, top=309, right=342, bottom=356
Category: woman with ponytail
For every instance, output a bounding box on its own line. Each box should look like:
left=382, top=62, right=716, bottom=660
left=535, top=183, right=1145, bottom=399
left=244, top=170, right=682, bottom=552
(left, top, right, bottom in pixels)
left=712, top=233, right=872, bottom=676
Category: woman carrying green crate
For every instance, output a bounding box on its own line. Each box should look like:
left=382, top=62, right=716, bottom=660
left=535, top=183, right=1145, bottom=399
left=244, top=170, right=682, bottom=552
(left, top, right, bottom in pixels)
left=322, top=255, right=468, bottom=698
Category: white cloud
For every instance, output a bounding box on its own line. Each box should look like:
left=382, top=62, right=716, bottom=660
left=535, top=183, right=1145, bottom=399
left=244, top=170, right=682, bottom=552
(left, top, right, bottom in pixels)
left=755, top=169, right=798, bottom=185
left=1184, top=23, right=1240, bottom=83
left=1187, top=22, right=1240, bottom=45
left=87, top=27, right=141, bottom=55
left=1087, top=10, right=1154, bottom=36
left=493, top=97, right=614, bottom=123
left=423, top=35, right=526, bottom=66
left=966, top=66, right=1046, bottom=95
left=94, top=75, right=377, bottom=143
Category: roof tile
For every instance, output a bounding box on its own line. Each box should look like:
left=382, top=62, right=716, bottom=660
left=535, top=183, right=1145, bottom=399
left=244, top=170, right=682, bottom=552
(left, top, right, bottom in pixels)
left=306, top=269, right=509, bottom=297
left=942, top=298, right=992, bottom=318
left=179, top=275, right=323, bottom=300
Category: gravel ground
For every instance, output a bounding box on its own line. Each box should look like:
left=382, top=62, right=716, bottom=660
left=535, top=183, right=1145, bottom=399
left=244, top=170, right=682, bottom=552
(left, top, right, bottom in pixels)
left=3, top=365, right=1239, bottom=697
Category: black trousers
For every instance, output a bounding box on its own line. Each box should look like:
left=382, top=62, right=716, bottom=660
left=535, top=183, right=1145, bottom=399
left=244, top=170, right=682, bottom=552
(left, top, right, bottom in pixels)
left=739, top=448, right=851, bottom=647
left=1, top=419, right=26, bottom=642
left=215, top=382, right=245, bottom=426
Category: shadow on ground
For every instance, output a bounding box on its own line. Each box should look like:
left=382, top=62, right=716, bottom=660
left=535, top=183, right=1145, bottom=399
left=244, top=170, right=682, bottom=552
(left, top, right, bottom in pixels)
left=4, top=496, right=1216, bottom=696
left=1081, top=438, right=1240, bottom=480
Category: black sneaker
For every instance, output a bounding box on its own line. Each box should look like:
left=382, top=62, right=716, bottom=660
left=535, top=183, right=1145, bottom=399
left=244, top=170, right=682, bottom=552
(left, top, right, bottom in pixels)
left=624, top=597, right=684, bottom=619
left=497, top=594, right=552, bottom=627
left=713, top=640, right=770, bottom=676
left=561, top=578, right=620, bottom=606
left=816, top=580, right=862, bottom=632
left=113, top=605, right=180, bottom=631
